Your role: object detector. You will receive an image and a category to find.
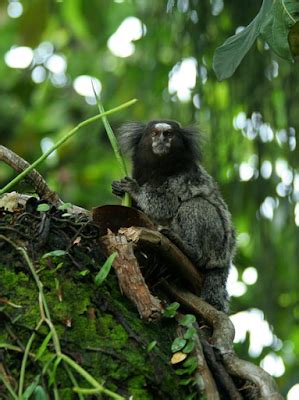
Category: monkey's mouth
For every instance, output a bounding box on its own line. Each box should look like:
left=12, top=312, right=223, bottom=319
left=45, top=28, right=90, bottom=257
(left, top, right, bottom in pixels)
left=152, top=144, right=170, bottom=156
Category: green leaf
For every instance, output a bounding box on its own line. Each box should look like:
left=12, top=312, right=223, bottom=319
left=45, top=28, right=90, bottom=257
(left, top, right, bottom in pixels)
left=79, top=269, right=90, bottom=277
left=95, top=252, right=117, bottom=286
left=21, top=375, right=40, bottom=400
left=37, top=203, right=50, bottom=212
left=58, top=202, right=72, bottom=210
left=175, top=368, right=189, bottom=376
left=181, top=357, right=198, bottom=374
left=179, top=378, right=193, bottom=386
left=53, top=262, right=64, bottom=272
left=260, top=0, right=299, bottom=60
left=183, top=327, right=197, bottom=340
left=171, top=338, right=187, bottom=353
left=163, top=302, right=180, bottom=318
left=213, top=0, right=273, bottom=80
left=49, top=357, right=62, bottom=386
left=35, top=331, right=52, bottom=360
left=32, top=385, right=48, bottom=400
left=147, top=340, right=157, bottom=352
left=183, top=340, right=196, bottom=354
left=183, top=356, right=198, bottom=369
left=179, top=314, right=196, bottom=327
left=42, top=250, right=67, bottom=259
left=91, top=81, right=132, bottom=207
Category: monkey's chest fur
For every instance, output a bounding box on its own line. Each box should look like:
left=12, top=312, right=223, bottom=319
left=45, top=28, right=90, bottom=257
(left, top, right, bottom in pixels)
left=134, top=170, right=235, bottom=270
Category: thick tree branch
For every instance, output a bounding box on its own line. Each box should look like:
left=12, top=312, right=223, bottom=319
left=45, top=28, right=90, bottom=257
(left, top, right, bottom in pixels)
left=119, top=226, right=203, bottom=294
left=165, top=286, right=283, bottom=400
left=100, top=229, right=163, bottom=321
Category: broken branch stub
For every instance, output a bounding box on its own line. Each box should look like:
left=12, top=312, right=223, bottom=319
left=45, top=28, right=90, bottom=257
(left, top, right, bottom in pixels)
left=100, top=229, right=163, bottom=321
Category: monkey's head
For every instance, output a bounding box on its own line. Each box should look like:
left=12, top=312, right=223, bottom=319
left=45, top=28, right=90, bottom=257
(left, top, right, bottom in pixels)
left=118, top=120, right=201, bottom=166
left=146, top=120, right=181, bottom=156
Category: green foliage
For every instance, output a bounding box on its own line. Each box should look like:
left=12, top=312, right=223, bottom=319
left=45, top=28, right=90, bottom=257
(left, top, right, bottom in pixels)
left=58, top=202, right=72, bottom=210
left=94, top=251, right=117, bottom=285
left=171, top=337, right=187, bottom=352
left=0, top=217, right=188, bottom=399
left=260, top=0, right=299, bottom=59
left=147, top=340, right=157, bottom=352
left=179, top=314, right=196, bottom=327
left=42, top=249, right=67, bottom=258
left=163, top=302, right=180, bottom=318
left=22, top=376, right=41, bottom=400
left=31, top=385, right=48, bottom=400
left=37, top=203, right=50, bottom=212
left=213, top=0, right=273, bottom=80
left=214, top=0, right=299, bottom=79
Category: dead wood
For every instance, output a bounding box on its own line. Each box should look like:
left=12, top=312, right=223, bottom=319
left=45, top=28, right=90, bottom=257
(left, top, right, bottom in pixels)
left=100, top=229, right=163, bottom=321
left=119, top=226, right=203, bottom=294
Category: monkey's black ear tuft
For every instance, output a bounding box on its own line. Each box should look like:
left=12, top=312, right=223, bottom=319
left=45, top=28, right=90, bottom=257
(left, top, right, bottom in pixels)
left=181, top=125, right=202, bottom=162
left=117, top=122, right=146, bottom=157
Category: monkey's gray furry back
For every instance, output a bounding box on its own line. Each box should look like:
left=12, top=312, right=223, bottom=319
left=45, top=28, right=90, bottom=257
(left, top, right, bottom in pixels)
left=117, top=122, right=146, bottom=157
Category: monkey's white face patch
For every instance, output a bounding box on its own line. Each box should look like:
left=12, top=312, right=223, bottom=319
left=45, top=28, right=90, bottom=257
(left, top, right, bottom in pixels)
left=154, top=123, right=171, bottom=131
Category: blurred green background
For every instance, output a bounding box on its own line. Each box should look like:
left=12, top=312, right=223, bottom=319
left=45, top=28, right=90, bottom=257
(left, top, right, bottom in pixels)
left=0, top=1, right=298, bottom=398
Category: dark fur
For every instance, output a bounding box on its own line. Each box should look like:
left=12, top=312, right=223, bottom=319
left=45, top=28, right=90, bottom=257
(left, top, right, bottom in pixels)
left=113, top=120, right=235, bottom=312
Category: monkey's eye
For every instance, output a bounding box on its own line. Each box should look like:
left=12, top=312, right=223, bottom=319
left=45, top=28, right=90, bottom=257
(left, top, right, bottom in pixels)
left=164, top=130, right=173, bottom=137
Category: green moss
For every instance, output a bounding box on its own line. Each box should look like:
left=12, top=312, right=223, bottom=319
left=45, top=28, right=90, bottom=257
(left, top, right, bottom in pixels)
left=128, top=376, right=153, bottom=400
left=65, top=314, right=101, bottom=347
left=97, top=313, right=129, bottom=347
left=0, top=266, right=29, bottom=292
left=0, top=212, right=190, bottom=400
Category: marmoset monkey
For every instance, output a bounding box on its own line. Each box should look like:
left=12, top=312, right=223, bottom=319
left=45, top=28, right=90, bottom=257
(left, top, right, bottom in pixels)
left=112, top=120, right=235, bottom=312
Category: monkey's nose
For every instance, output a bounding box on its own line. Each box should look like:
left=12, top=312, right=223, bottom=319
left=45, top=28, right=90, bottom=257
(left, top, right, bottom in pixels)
left=158, top=132, right=167, bottom=141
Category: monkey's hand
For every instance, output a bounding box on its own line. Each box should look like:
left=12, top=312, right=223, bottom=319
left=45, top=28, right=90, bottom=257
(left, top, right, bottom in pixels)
left=112, top=177, right=140, bottom=198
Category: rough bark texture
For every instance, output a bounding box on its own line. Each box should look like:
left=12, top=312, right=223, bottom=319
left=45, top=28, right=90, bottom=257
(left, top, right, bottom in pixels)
left=0, top=205, right=193, bottom=400
left=100, top=230, right=163, bottom=321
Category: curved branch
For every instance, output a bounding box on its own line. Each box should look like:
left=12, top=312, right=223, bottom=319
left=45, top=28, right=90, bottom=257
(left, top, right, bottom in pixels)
left=165, top=286, right=283, bottom=400
left=119, top=226, right=203, bottom=294
left=0, top=145, right=61, bottom=205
